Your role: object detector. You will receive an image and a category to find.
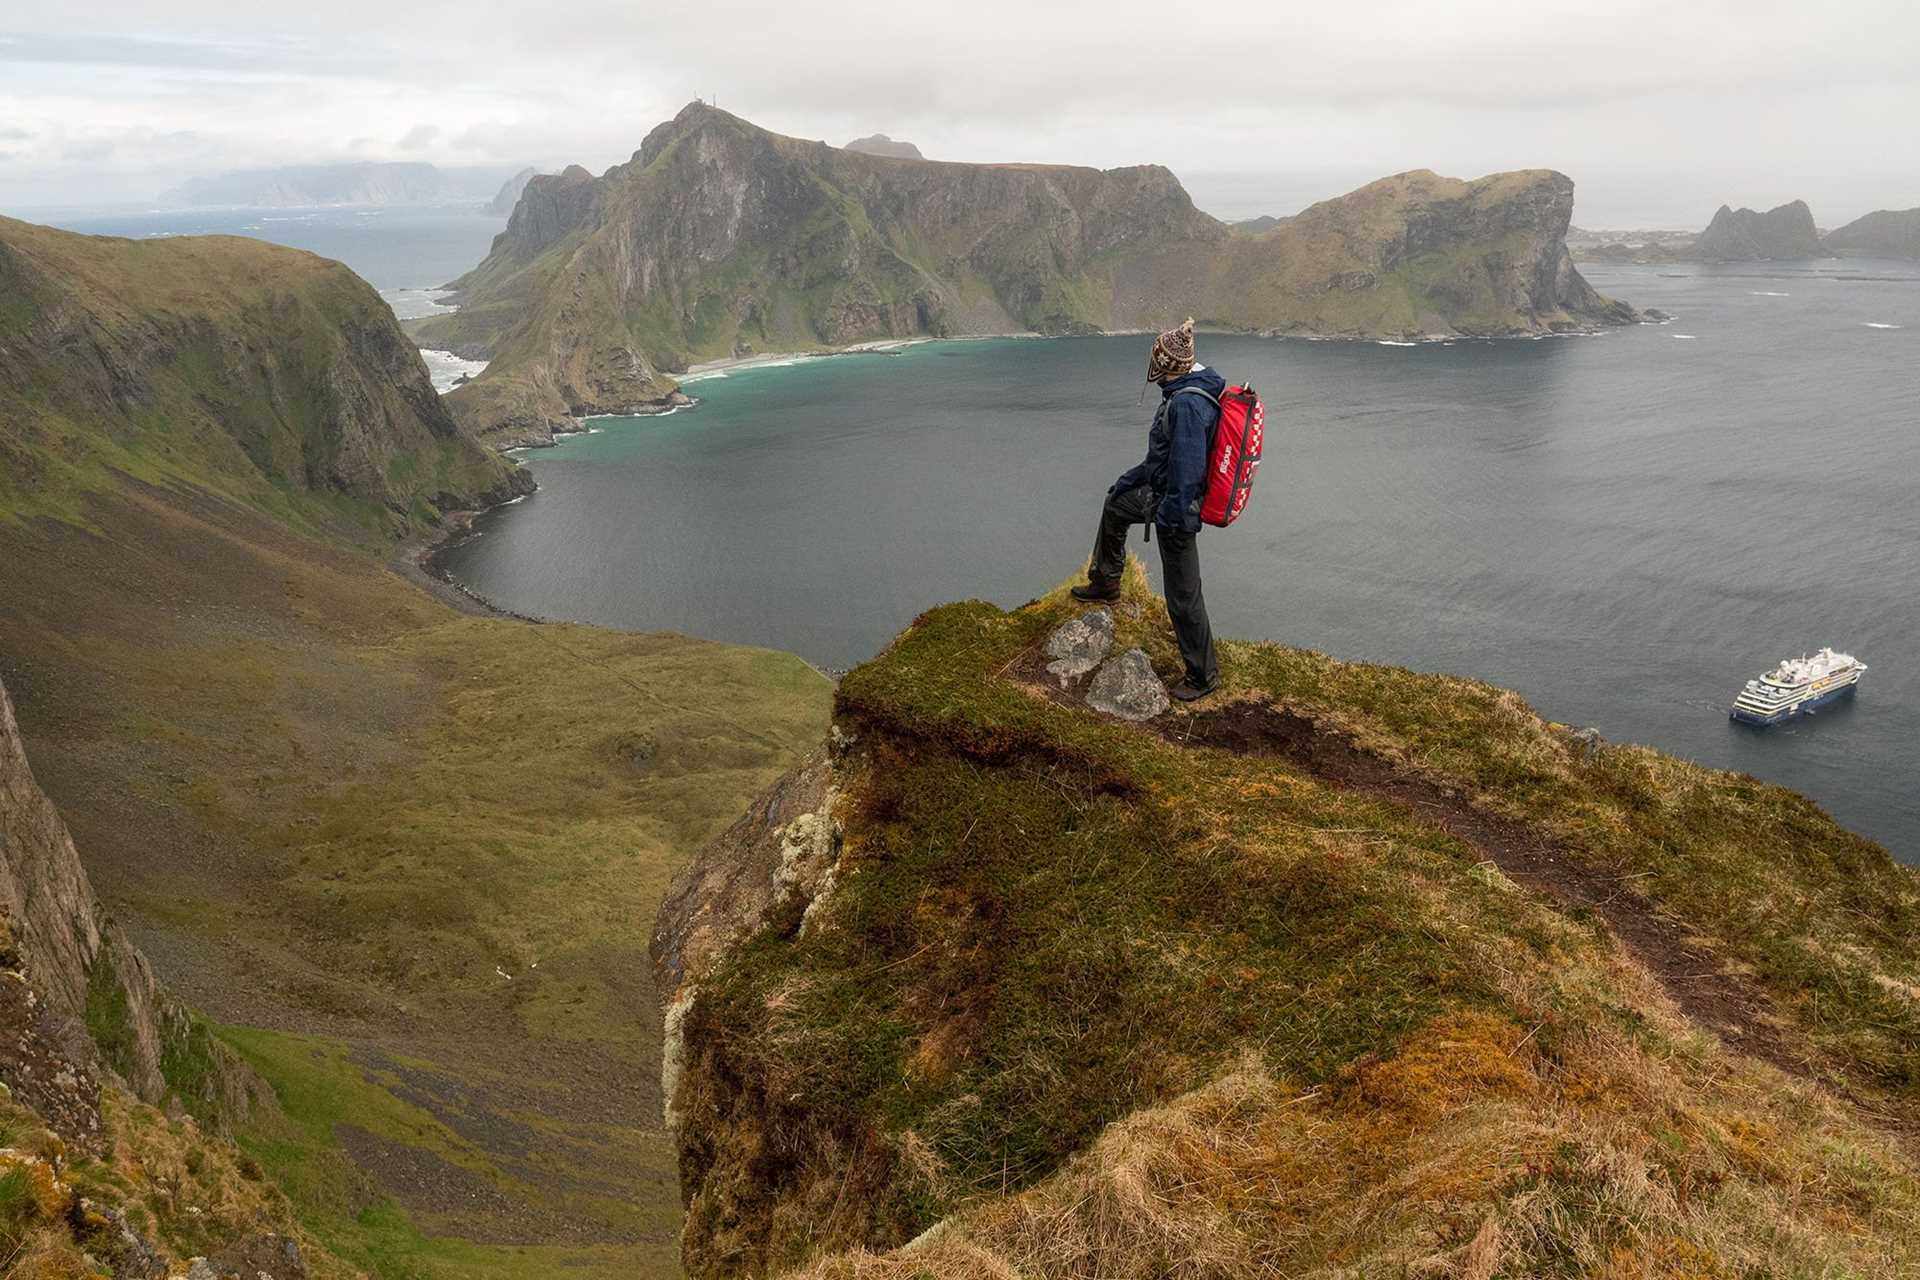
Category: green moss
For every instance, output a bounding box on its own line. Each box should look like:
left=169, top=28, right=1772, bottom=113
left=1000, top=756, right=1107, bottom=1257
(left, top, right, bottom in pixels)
left=84, top=948, right=140, bottom=1081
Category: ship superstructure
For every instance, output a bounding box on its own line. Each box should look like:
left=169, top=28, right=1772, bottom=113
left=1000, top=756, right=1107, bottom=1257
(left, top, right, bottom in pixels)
left=1730, top=648, right=1866, bottom=726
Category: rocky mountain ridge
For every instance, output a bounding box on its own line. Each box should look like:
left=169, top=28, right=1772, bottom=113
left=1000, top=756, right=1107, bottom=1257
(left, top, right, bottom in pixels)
left=1694, top=199, right=1824, bottom=261
left=417, top=102, right=1634, bottom=446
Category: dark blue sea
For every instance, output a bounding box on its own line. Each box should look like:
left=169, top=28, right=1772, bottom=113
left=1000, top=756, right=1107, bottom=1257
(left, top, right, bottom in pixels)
left=434, top=262, right=1920, bottom=859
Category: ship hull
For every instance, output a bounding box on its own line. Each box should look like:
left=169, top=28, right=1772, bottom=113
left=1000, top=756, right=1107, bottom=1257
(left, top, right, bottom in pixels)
left=1730, top=679, right=1861, bottom=726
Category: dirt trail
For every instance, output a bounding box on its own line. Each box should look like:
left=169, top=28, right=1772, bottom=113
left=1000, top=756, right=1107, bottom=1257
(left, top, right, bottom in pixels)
left=1152, top=697, right=1920, bottom=1157
left=1163, top=701, right=1811, bottom=1072
left=1015, top=650, right=1914, bottom=1151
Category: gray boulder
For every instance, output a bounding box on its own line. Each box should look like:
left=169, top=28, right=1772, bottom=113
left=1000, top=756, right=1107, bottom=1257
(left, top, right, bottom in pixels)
left=1085, top=648, right=1169, bottom=721
left=1045, top=609, right=1114, bottom=683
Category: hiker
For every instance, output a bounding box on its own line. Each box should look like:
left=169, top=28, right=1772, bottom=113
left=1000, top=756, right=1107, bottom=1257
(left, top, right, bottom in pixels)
left=1073, top=318, right=1224, bottom=702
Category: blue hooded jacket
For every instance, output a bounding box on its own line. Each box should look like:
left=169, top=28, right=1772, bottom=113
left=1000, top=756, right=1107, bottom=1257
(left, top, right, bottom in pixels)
left=1111, top=366, right=1227, bottom=533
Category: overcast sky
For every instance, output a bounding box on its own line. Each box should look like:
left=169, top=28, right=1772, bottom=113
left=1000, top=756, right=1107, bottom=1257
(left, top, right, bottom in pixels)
left=3, top=1, right=1915, bottom=227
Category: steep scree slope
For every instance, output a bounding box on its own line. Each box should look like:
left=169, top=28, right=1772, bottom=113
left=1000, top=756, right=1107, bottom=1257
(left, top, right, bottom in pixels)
left=655, top=570, right=1920, bottom=1278
left=420, top=103, right=1634, bottom=445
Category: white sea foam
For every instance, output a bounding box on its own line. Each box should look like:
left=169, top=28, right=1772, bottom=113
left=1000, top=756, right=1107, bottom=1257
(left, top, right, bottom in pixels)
left=1671, top=334, right=1698, bottom=340
left=1863, top=322, right=1902, bottom=329
left=1750, top=290, right=1790, bottom=297
left=1376, top=340, right=1417, bottom=347
left=418, top=348, right=488, bottom=393
left=679, top=370, right=728, bottom=383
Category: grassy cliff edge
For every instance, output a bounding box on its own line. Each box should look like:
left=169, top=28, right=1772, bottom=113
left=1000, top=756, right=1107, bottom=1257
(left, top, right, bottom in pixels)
left=657, top=568, right=1919, bottom=1278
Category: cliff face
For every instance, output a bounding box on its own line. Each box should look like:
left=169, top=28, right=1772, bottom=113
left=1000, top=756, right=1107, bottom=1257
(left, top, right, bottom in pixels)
left=1694, top=199, right=1825, bottom=260
left=1825, top=207, right=1920, bottom=259
left=0, top=215, right=530, bottom=533
left=1, top=689, right=335, bottom=1275
left=421, top=103, right=1632, bottom=445
left=0, top=676, right=260, bottom=1121
left=655, top=577, right=1920, bottom=1279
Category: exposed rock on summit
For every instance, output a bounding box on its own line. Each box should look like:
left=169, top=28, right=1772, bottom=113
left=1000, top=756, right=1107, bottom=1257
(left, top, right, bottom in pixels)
left=420, top=102, right=1634, bottom=444
left=844, top=133, right=925, bottom=159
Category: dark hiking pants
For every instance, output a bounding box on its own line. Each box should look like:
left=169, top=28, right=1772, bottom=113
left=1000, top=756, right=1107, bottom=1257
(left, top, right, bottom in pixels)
left=1089, top=483, right=1219, bottom=687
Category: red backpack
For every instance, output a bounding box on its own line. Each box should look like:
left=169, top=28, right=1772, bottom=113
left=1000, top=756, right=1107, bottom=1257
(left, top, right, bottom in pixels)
left=1176, top=384, right=1265, bottom=527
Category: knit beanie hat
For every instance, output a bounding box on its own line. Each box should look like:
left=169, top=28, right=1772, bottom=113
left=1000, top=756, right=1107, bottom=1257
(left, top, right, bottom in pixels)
left=1147, top=317, right=1196, bottom=382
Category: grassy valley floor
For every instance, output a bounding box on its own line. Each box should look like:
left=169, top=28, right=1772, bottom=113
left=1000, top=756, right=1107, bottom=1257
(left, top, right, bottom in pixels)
left=0, top=481, right=831, bottom=1277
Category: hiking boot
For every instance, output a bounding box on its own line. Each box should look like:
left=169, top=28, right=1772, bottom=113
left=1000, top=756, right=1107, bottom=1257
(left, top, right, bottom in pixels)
left=1170, top=676, right=1219, bottom=703
left=1070, top=579, right=1121, bottom=603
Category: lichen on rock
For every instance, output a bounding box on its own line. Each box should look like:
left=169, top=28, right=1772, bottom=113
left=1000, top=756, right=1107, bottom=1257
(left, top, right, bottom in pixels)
left=1085, top=648, right=1169, bottom=721
left=1044, top=608, right=1115, bottom=684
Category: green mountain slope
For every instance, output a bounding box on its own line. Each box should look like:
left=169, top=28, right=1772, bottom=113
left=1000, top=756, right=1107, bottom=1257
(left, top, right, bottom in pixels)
left=0, top=218, right=835, bottom=1277
left=655, top=570, right=1920, bottom=1278
left=419, top=104, right=1635, bottom=446
left=0, top=215, right=530, bottom=537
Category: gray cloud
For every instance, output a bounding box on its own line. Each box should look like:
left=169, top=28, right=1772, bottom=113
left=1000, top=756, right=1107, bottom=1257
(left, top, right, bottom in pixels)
left=2, top=0, right=1916, bottom=224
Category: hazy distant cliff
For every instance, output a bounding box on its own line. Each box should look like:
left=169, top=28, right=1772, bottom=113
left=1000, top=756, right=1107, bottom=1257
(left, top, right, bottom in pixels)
left=486, top=165, right=540, bottom=215
left=1694, top=200, right=1824, bottom=260
left=1824, top=207, right=1920, bottom=259
left=0, top=216, right=530, bottom=532
left=419, top=103, right=1633, bottom=445
left=844, top=134, right=925, bottom=159
left=158, top=160, right=524, bottom=208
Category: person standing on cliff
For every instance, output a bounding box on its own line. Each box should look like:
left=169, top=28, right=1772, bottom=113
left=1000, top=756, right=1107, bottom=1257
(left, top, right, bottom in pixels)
left=1072, top=318, right=1224, bottom=702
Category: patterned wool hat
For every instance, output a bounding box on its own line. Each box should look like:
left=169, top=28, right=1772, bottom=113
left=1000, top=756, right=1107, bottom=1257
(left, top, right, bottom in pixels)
left=1146, top=317, right=1196, bottom=382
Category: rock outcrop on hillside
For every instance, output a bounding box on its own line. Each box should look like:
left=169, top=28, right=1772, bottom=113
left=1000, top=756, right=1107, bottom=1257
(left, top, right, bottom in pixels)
left=654, top=580, right=1920, bottom=1279
left=420, top=103, right=1633, bottom=445
left=1694, top=199, right=1825, bottom=260
left=844, top=134, right=924, bottom=159
left=0, top=676, right=258, bottom=1117
left=0, top=216, right=531, bottom=532
left=0, top=675, right=274, bottom=1143
left=1824, top=207, right=1920, bottom=259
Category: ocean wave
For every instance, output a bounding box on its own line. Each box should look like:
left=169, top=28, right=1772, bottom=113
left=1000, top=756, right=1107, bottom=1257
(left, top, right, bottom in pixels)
left=418, top=348, right=489, bottom=393
left=1375, top=340, right=1417, bottom=347
left=1671, top=334, right=1698, bottom=340
left=1750, top=291, right=1790, bottom=297
left=1863, top=322, right=1903, bottom=329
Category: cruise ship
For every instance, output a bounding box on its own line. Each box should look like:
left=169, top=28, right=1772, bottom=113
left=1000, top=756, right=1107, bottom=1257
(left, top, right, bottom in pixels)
left=1730, top=648, right=1867, bottom=726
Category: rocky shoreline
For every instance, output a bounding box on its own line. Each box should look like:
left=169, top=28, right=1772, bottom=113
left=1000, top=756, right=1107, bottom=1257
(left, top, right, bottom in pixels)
left=390, top=503, right=548, bottom=622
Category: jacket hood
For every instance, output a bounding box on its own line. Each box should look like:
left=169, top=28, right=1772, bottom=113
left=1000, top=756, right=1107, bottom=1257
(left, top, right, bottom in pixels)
left=1159, top=366, right=1228, bottom=399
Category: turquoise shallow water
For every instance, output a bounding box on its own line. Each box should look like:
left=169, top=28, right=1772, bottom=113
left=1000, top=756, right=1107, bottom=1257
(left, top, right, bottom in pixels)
left=442, top=261, right=1920, bottom=858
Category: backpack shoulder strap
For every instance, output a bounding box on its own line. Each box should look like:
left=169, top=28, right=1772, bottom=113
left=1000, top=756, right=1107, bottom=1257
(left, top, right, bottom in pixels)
left=1171, top=387, right=1221, bottom=407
